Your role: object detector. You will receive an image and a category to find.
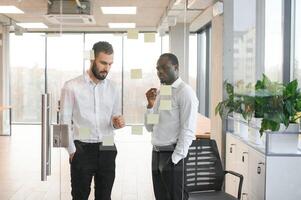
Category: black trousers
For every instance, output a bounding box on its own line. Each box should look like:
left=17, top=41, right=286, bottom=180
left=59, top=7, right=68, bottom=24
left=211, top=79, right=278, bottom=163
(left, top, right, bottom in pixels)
left=70, top=141, right=117, bottom=200
left=152, top=149, right=188, bottom=200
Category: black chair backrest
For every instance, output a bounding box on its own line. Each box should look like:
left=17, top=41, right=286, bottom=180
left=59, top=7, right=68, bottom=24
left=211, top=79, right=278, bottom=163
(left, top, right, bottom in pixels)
left=184, top=139, right=224, bottom=192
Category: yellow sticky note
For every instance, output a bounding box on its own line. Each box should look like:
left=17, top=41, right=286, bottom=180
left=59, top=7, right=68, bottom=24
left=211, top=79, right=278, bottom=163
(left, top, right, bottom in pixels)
left=147, top=114, right=159, bottom=124
left=160, top=85, right=172, bottom=96
left=144, top=33, right=156, bottom=43
left=132, top=125, right=143, bottom=135
left=131, top=69, right=142, bottom=79
left=102, top=135, right=114, bottom=146
left=84, top=50, right=94, bottom=60
left=127, top=29, right=139, bottom=39
left=159, top=100, right=172, bottom=110
left=78, top=127, right=90, bottom=140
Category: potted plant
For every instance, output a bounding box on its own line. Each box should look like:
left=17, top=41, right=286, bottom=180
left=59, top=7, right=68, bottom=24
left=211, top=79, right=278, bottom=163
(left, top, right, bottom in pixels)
left=215, top=81, right=249, bottom=138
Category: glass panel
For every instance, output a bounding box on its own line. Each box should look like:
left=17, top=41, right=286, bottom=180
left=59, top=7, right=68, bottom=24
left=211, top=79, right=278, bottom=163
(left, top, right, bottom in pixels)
left=233, top=0, right=256, bottom=93
left=189, top=34, right=197, bottom=91
left=265, top=0, right=283, bottom=82
left=10, top=33, right=45, bottom=123
left=123, top=33, right=161, bottom=124
left=47, top=34, right=84, bottom=123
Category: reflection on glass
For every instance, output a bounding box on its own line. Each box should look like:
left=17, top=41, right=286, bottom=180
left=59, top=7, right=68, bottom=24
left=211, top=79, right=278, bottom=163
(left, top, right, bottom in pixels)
left=265, top=0, right=283, bottom=82
left=10, top=33, right=45, bottom=123
left=233, top=0, right=256, bottom=93
left=47, top=34, right=84, bottom=123
left=124, top=33, right=161, bottom=124
left=294, top=0, right=301, bottom=85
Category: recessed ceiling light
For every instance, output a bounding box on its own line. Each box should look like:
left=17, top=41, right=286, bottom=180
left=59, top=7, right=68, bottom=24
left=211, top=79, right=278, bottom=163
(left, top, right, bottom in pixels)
left=101, top=7, right=137, bottom=15
left=0, top=6, right=24, bottom=14
left=16, top=23, right=48, bottom=29
left=108, top=23, right=136, bottom=29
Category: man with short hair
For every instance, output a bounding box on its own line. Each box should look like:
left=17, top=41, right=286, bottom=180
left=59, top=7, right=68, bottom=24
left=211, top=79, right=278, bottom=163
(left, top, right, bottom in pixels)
left=145, top=53, right=199, bottom=200
left=60, top=41, right=125, bottom=200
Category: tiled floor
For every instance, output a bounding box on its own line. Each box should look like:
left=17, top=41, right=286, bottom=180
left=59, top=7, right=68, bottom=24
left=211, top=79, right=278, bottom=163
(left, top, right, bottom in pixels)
left=0, top=125, right=155, bottom=200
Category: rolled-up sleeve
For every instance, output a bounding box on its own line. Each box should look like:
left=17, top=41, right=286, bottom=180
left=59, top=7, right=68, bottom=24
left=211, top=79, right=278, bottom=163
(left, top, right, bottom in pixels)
left=60, top=82, right=76, bottom=155
left=172, top=88, right=199, bottom=164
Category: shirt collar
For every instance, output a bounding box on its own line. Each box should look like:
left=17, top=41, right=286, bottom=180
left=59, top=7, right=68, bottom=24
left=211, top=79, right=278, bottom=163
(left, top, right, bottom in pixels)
left=84, top=71, right=106, bottom=86
left=171, top=77, right=182, bottom=88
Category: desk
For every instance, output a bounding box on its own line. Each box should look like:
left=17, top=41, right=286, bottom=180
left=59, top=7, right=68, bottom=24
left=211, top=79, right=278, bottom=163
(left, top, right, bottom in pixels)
left=0, top=105, right=12, bottom=136
left=195, top=114, right=211, bottom=139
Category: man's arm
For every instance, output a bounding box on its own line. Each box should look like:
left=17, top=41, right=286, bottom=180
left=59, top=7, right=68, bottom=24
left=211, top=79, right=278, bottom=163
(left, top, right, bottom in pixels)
left=144, top=88, right=158, bottom=132
left=60, top=82, right=75, bottom=155
left=172, top=88, right=199, bottom=164
left=111, top=87, right=125, bottom=129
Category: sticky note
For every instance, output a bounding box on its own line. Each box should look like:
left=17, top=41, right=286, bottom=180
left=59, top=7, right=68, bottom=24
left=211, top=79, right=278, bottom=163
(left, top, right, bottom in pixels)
left=131, top=69, right=142, bottom=79
left=132, top=125, right=143, bottom=135
left=159, top=100, right=172, bottom=110
left=160, top=85, right=172, bottom=96
left=144, top=33, right=156, bottom=43
left=127, top=29, right=139, bottom=39
left=102, top=135, right=114, bottom=146
left=147, top=114, right=159, bottom=124
left=78, top=127, right=90, bottom=139
left=84, top=50, right=94, bottom=60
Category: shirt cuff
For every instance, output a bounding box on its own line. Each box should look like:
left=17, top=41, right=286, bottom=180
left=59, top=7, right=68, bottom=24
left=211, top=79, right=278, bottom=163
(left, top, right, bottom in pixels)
left=171, top=152, right=184, bottom=164
left=67, top=141, right=76, bottom=155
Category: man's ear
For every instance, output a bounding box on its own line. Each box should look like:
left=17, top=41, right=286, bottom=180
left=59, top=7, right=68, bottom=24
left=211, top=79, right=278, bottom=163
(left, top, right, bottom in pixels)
left=174, top=64, right=179, bottom=71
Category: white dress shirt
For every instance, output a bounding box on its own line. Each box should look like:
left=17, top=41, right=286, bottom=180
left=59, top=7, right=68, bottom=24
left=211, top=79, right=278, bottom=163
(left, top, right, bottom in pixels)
left=60, top=72, right=121, bottom=154
left=144, top=77, right=199, bottom=164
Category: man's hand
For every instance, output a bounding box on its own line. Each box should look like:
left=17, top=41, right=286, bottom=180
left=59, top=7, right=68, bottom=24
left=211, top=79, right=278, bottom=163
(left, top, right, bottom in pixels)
left=145, top=88, right=157, bottom=108
left=112, top=115, right=125, bottom=129
left=69, top=153, right=75, bottom=164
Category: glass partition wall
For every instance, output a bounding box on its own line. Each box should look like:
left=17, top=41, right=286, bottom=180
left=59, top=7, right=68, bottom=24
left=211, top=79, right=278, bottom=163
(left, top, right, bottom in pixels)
left=8, top=3, right=192, bottom=200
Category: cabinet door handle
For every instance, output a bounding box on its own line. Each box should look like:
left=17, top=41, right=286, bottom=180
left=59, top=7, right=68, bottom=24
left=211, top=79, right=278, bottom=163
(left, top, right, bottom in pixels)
left=230, top=144, right=235, bottom=153
left=242, top=152, right=248, bottom=162
left=257, top=162, right=265, bottom=175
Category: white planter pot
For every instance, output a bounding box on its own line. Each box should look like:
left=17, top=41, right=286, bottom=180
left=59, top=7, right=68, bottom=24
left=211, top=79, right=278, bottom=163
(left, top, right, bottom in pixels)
left=267, top=123, right=300, bottom=154
left=233, top=113, right=241, bottom=135
left=249, top=118, right=263, bottom=145
left=240, top=122, right=249, bottom=139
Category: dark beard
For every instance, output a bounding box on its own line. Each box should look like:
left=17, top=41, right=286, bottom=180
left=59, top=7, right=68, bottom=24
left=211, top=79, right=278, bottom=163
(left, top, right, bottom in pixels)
left=92, top=62, right=107, bottom=80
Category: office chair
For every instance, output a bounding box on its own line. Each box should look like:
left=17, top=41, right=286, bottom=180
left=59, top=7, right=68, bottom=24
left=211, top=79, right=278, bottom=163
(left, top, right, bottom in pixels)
left=185, top=139, right=243, bottom=200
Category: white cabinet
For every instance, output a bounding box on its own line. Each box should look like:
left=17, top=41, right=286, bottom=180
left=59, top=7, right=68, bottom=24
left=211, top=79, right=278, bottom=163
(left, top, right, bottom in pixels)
left=248, top=149, right=265, bottom=200
left=226, top=132, right=301, bottom=200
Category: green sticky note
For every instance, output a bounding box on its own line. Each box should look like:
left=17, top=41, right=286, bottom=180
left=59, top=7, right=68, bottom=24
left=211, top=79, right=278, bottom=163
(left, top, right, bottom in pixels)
left=78, top=127, right=90, bottom=140
left=127, top=29, right=139, bottom=39
left=144, top=33, right=156, bottom=43
left=159, top=100, right=172, bottom=110
left=160, top=85, right=172, bottom=96
left=132, top=125, right=143, bottom=135
left=102, top=135, right=114, bottom=146
left=147, top=114, right=159, bottom=124
left=131, top=69, right=142, bottom=79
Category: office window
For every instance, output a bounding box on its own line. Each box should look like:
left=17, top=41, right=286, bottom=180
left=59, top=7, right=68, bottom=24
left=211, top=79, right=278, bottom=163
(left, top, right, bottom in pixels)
left=47, top=34, right=84, bottom=123
left=265, top=0, right=283, bottom=82
left=10, top=33, right=45, bottom=123
left=233, top=0, right=256, bottom=91
left=189, top=34, right=197, bottom=91
left=123, top=33, right=161, bottom=124
left=196, top=27, right=211, bottom=117
left=293, top=0, right=301, bottom=84
left=161, top=34, right=170, bottom=53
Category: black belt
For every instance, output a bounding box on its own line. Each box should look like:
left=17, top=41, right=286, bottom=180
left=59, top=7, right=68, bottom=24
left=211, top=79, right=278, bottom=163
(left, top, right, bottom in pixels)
left=153, top=144, right=176, bottom=152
